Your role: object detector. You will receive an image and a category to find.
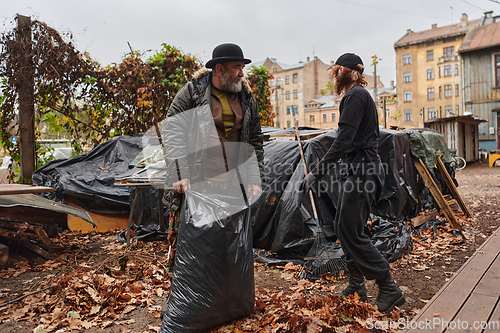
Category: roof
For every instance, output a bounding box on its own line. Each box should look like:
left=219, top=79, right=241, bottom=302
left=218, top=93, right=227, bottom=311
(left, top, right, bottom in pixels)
left=459, top=20, right=500, bottom=53
left=425, top=115, right=487, bottom=124
left=394, top=19, right=480, bottom=48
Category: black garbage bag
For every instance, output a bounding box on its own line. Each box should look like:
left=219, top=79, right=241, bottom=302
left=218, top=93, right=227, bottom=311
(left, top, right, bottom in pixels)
left=366, top=216, right=413, bottom=263
left=160, top=190, right=254, bottom=333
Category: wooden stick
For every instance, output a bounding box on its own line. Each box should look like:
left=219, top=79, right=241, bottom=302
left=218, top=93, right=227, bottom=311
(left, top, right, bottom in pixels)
left=0, top=286, right=54, bottom=309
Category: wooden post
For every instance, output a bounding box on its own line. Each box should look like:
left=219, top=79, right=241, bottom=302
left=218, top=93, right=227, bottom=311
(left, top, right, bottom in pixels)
left=17, top=15, right=36, bottom=182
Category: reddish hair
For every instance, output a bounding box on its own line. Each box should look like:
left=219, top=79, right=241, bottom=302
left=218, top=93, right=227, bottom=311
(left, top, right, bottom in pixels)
left=329, top=64, right=367, bottom=95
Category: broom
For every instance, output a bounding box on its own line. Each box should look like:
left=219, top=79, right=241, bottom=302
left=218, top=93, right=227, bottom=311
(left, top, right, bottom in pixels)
left=291, top=106, right=347, bottom=281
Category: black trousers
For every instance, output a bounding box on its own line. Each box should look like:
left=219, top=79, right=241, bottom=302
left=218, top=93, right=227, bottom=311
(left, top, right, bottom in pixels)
left=333, top=161, right=390, bottom=280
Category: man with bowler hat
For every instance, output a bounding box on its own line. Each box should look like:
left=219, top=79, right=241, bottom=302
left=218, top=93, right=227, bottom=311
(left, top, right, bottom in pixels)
left=159, top=43, right=264, bottom=329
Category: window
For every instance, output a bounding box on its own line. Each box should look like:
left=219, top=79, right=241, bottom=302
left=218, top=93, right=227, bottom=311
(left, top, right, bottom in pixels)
left=404, top=110, right=412, bottom=122
left=293, top=73, right=298, bottom=83
left=427, top=87, right=435, bottom=100
left=445, top=105, right=453, bottom=117
left=293, top=89, right=298, bottom=99
left=444, top=84, right=452, bottom=97
left=294, top=105, right=299, bottom=114
left=323, top=114, right=327, bottom=123
left=286, top=91, right=290, bottom=100
left=286, top=106, right=290, bottom=114
left=427, top=50, right=434, bottom=61
left=496, top=54, right=500, bottom=87
left=403, top=72, right=412, bottom=83
left=427, top=69, right=434, bottom=80
left=455, top=84, right=459, bottom=96
left=276, top=121, right=280, bottom=128
left=331, top=113, right=336, bottom=122
left=270, top=95, right=274, bottom=102
left=438, top=67, right=441, bottom=77
left=270, top=79, right=275, bottom=88
left=443, top=46, right=454, bottom=58
left=287, top=120, right=291, bottom=128
left=455, top=64, right=459, bottom=75
left=444, top=65, right=452, bottom=77
left=456, top=105, right=460, bottom=115
left=439, top=86, right=442, bottom=98
left=403, top=90, right=412, bottom=102
left=428, top=107, right=437, bottom=120
left=385, top=108, right=390, bottom=119
left=403, top=54, right=411, bottom=65
left=276, top=106, right=279, bottom=115
left=285, top=76, right=290, bottom=85
left=277, top=77, right=282, bottom=88
left=309, top=115, right=315, bottom=124
left=276, top=90, right=280, bottom=99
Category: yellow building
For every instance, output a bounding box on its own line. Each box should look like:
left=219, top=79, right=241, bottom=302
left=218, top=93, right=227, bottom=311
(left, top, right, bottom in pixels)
left=394, top=14, right=479, bottom=128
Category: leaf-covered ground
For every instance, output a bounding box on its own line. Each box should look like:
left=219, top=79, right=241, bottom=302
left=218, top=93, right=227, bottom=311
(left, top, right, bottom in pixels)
left=0, top=162, right=499, bottom=332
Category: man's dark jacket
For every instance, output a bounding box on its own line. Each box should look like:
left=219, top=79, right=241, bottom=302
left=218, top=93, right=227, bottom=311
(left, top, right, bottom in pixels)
left=161, top=68, right=264, bottom=210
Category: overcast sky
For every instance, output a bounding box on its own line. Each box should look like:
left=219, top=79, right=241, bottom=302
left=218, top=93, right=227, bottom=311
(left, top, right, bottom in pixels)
left=1, top=0, right=497, bottom=85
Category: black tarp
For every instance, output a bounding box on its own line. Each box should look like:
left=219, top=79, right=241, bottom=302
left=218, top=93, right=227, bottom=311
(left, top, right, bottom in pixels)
left=32, top=136, right=143, bottom=214
left=251, top=128, right=418, bottom=258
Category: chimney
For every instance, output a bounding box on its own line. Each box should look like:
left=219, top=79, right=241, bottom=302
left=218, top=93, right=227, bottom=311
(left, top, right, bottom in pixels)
left=407, top=29, right=413, bottom=34
left=485, top=11, right=493, bottom=18
left=331, top=60, right=335, bottom=66
left=461, top=13, right=468, bottom=27
left=390, top=80, right=395, bottom=90
left=270, top=57, right=277, bottom=63
left=431, top=23, right=437, bottom=29
left=307, top=56, right=310, bottom=62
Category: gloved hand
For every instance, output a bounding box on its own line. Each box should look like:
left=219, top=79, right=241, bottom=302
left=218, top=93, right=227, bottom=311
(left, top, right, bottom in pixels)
left=299, top=172, right=317, bottom=193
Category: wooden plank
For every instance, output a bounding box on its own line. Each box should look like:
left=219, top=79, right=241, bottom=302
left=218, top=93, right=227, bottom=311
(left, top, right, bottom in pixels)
left=436, top=158, right=472, bottom=218
left=446, top=294, right=498, bottom=333
left=413, top=157, right=462, bottom=231
left=483, top=302, right=500, bottom=332
left=0, top=184, right=54, bottom=195
left=411, top=210, right=440, bottom=228
left=404, top=228, right=500, bottom=333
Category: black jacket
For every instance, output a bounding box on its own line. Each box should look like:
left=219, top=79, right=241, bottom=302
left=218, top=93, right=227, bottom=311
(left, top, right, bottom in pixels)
left=161, top=68, right=264, bottom=210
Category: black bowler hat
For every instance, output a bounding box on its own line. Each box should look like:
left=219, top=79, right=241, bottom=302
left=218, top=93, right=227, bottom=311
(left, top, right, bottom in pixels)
left=205, top=43, right=251, bottom=69
left=335, top=53, right=364, bottom=73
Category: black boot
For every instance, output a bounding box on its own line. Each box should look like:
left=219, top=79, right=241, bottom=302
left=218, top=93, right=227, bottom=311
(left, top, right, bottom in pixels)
left=375, top=272, right=405, bottom=313
left=338, top=263, right=367, bottom=301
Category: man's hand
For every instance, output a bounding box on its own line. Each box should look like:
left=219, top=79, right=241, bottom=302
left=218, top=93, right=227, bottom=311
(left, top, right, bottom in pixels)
left=247, top=184, right=261, bottom=199
left=172, top=178, right=190, bottom=194
left=299, top=173, right=317, bottom=193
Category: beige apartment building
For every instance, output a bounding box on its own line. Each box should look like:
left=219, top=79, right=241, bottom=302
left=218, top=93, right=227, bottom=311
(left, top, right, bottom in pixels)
left=394, top=14, right=479, bottom=128
left=304, top=84, right=397, bottom=129
left=261, top=56, right=332, bottom=129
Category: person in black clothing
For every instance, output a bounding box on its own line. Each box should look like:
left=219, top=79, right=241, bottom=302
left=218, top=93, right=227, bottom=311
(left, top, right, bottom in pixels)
left=299, top=53, right=405, bottom=313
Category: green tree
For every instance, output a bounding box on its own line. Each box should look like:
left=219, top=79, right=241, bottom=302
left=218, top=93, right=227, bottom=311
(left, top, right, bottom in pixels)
left=246, top=66, right=275, bottom=126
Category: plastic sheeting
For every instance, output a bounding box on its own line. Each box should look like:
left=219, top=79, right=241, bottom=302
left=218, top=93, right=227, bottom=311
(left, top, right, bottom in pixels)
left=251, top=128, right=419, bottom=258
left=32, top=136, right=143, bottom=214
left=160, top=190, right=254, bottom=333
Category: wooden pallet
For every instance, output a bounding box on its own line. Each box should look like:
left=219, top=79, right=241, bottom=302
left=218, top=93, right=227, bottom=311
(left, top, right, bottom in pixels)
left=402, top=227, right=500, bottom=332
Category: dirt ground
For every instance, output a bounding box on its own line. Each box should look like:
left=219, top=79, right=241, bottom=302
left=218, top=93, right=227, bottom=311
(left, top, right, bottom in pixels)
left=0, top=161, right=499, bottom=332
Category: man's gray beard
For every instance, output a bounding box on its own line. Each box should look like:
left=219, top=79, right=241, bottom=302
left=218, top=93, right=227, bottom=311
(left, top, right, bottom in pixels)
left=221, top=72, right=242, bottom=93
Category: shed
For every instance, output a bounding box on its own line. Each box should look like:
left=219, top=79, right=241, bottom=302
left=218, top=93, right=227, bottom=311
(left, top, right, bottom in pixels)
left=424, top=115, right=487, bottom=162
